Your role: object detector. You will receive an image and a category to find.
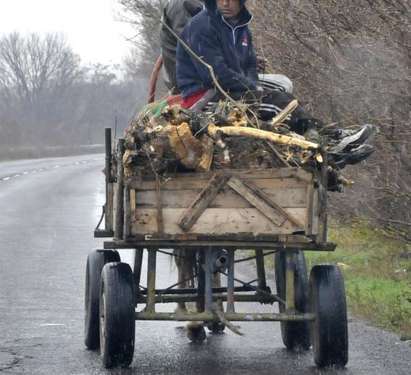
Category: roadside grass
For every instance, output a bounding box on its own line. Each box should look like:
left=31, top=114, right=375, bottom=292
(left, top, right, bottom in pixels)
left=306, top=220, right=411, bottom=339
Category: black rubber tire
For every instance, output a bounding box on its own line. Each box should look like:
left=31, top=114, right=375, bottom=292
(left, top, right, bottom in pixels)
left=275, top=251, right=311, bottom=350
left=99, top=262, right=135, bottom=368
left=309, top=265, right=348, bottom=368
left=84, top=250, right=120, bottom=350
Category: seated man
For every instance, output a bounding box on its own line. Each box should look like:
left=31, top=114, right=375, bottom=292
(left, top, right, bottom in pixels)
left=161, top=0, right=204, bottom=94
left=176, top=0, right=375, bottom=162
left=176, top=0, right=315, bottom=131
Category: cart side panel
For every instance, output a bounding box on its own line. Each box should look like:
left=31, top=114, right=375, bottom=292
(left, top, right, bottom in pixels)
left=129, top=168, right=320, bottom=238
left=132, top=207, right=309, bottom=235
left=136, top=185, right=308, bottom=209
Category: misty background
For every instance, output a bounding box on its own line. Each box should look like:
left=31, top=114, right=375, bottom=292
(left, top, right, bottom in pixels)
left=0, top=0, right=410, bottom=239
left=0, top=32, right=146, bottom=155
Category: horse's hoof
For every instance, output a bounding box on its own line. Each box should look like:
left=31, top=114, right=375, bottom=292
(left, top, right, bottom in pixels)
left=187, top=324, right=206, bottom=343
left=207, top=321, right=226, bottom=334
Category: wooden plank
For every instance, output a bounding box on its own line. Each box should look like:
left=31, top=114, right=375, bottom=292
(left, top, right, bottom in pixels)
left=150, top=167, right=306, bottom=180
left=318, top=159, right=328, bottom=243
left=156, top=179, right=164, bottom=234
left=135, top=186, right=308, bottom=209
left=227, top=177, right=304, bottom=228
left=127, top=168, right=313, bottom=189
left=123, top=187, right=131, bottom=238
left=305, top=184, right=314, bottom=235
left=139, top=233, right=312, bottom=243
left=105, top=239, right=337, bottom=251
left=135, top=177, right=307, bottom=191
left=132, top=208, right=307, bottom=236
left=130, top=189, right=136, bottom=218
left=106, top=183, right=114, bottom=232
left=312, top=188, right=320, bottom=236
left=197, top=134, right=214, bottom=172
left=178, top=173, right=230, bottom=232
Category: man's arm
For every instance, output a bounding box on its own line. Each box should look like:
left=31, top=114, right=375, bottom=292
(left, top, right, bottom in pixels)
left=246, top=33, right=258, bottom=83
left=170, top=0, right=203, bottom=37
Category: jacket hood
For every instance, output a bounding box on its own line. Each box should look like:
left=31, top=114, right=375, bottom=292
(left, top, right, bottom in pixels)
left=204, top=0, right=250, bottom=23
left=205, top=0, right=247, bottom=12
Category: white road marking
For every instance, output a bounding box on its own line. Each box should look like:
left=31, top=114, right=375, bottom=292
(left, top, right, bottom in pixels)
left=0, top=158, right=99, bottom=183
left=39, top=323, right=66, bottom=327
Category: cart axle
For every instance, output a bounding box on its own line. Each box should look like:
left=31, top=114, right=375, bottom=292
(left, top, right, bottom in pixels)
left=135, top=311, right=315, bottom=322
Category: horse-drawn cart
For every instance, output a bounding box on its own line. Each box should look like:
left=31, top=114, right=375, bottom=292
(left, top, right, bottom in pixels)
left=85, top=128, right=348, bottom=369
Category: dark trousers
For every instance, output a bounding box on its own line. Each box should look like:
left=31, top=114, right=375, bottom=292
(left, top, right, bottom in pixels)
left=208, top=89, right=316, bottom=135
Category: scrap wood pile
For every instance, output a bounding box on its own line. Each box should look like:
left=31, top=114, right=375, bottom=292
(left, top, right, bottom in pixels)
left=122, top=99, right=354, bottom=192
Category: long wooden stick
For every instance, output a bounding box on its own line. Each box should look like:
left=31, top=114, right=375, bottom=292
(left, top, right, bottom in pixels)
left=271, top=99, right=299, bottom=127
left=208, top=124, right=319, bottom=150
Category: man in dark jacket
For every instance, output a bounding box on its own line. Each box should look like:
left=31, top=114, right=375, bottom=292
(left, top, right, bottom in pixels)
left=161, top=0, right=203, bottom=93
left=176, top=0, right=319, bottom=133
left=177, top=0, right=257, bottom=100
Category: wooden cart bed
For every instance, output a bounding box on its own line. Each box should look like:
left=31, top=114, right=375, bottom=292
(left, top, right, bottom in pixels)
left=124, top=168, right=320, bottom=239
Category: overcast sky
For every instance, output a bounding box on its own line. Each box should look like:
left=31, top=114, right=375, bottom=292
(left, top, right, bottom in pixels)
left=0, top=0, right=135, bottom=65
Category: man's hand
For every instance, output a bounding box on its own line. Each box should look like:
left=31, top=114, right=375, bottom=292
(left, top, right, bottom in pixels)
left=256, top=56, right=268, bottom=73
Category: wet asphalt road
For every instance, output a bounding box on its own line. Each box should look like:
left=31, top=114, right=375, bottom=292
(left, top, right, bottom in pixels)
left=0, top=154, right=410, bottom=375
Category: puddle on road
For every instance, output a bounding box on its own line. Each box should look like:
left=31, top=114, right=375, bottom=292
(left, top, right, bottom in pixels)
left=0, top=351, right=19, bottom=371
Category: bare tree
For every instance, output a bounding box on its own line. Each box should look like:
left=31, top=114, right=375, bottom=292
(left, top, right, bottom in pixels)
left=0, top=32, right=146, bottom=150
left=0, top=32, right=81, bottom=107
left=118, top=0, right=163, bottom=75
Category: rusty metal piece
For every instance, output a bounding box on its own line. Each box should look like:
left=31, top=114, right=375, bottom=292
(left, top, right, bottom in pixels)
left=105, top=128, right=114, bottom=233
left=133, top=248, right=144, bottom=301
left=255, top=249, right=268, bottom=291
left=146, top=249, right=157, bottom=313
left=227, top=249, right=235, bottom=313
left=136, top=293, right=279, bottom=304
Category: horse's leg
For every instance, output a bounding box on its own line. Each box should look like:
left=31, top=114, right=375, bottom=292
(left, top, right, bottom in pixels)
left=207, top=256, right=225, bottom=334
left=187, top=249, right=206, bottom=342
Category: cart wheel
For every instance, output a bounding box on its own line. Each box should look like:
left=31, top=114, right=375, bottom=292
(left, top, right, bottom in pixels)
left=275, top=251, right=310, bottom=350
left=99, top=262, right=135, bottom=368
left=84, top=249, right=120, bottom=350
left=309, top=265, right=348, bottom=368
left=206, top=321, right=226, bottom=334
